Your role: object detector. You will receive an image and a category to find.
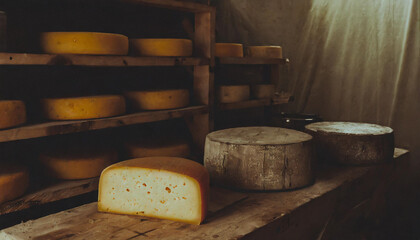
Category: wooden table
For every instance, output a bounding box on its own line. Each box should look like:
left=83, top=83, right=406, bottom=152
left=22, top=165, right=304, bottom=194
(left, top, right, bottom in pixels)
left=0, top=149, right=408, bottom=240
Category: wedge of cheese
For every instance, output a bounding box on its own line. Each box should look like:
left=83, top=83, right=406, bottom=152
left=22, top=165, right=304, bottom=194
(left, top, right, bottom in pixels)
left=125, top=138, right=191, bottom=158
left=0, top=100, right=26, bottom=129
left=0, top=164, right=29, bottom=205
left=246, top=46, right=282, bottom=58
left=40, top=32, right=129, bottom=55
left=124, top=89, right=189, bottom=111
left=98, top=157, right=209, bottom=225
left=215, top=43, right=243, bottom=57
left=130, top=39, right=193, bottom=57
left=218, top=85, right=250, bottom=103
left=40, top=95, right=126, bottom=120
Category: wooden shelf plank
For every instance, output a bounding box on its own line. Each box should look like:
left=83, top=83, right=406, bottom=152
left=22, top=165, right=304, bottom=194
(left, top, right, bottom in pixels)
left=0, top=178, right=99, bottom=216
left=0, top=53, right=210, bottom=67
left=217, top=57, right=289, bottom=65
left=218, top=95, right=292, bottom=111
left=121, top=0, right=214, bottom=12
left=0, top=105, right=208, bottom=143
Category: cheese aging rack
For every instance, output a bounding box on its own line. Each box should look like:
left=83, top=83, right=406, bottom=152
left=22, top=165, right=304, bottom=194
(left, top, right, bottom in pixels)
left=0, top=0, right=215, bottom=223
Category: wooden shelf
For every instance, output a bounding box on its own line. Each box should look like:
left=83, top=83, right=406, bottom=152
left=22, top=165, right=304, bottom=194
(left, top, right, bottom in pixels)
left=122, top=0, right=214, bottom=12
left=218, top=95, right=292, bottom=111
left=217, top=57, right=289, bottom=65
left=0, top=105, right=208, bottom=143
left=0, top=53, right=210, bottom=67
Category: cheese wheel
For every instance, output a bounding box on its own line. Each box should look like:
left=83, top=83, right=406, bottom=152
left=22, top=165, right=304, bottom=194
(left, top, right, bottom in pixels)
left=39, top=148, right=118, bottom=180
left=218, top=85, right=250, bottom=103
left=40, top=32, right=129, bottom=55
left=305, top=122, right=394, bottom=165
left=0, top=164, right=29, bottom=205
left=251, top=84, right=275, bottom=99
left=204, top=127, right=315, bottom=190
left=130, top=39, right=193, bottom=57
left=125, top=139, right=191, bottom=158
left=246, top=46, right=282, bottom=58
left=124, top=89, right=189, bottom=111
left=215, top=43, right=243, bottom=57
left=98, top=157, right=209, bottom=225
left=40, top=95, right=126, bottom=120
left=0, top=100, right=26, bottom=129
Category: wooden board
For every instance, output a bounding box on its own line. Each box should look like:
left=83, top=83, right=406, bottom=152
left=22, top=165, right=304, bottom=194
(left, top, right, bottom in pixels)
left=0, top=53, right=209, bottom=67
left=0, top=105, right=208, bottom=143
left=0, top=149, right=408, bottom=239
left=218, top=57, right=288, bottom=65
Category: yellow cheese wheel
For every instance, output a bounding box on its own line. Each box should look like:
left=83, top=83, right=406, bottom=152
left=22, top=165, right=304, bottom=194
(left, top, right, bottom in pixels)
left=40, top=32, right=129, bottom=55
left=251, top=84, right=275, bottom=99
left=98, top=157, right=209, bottom=225
left=218, top=85, right=250, bottom=103
left=130, top=39, right=193, bottom=57
left=246, top=46, right=283, bottom=58
left=215, top=43, right=243, bottom=57
left=0, top=164, right=29, bottom=205
left=0, top=100, right=26, bottom=129
left=40, top=148, right=118, bottom=180
left=125, top=138, right=191, bottom=158
left=40, top=95, right=126, bottom=120
left=124, top=89, right=189, bottom=111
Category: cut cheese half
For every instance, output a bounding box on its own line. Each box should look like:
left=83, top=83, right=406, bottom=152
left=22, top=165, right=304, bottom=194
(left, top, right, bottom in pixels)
left=0, top=164, right=29, bottom=205
left=124, top=89, right=189, bottom=111
left=40, top=32, right=129, bottom=55
left=251, top=84, right=275, bottom=99
left=218, top=85, right=250, bottom=103
left=246, top=46, right=282, bottom=58
left=40, top=95, right=126, bottom=120
left=0, top=100, right=26, bottom=129
left=98, top=157, right=209, bottom=225
left=125, top=138, right=191, bottom=158
left=215, top=43, right=243, bottom=57
left=130, top=39, right=193, bottom=57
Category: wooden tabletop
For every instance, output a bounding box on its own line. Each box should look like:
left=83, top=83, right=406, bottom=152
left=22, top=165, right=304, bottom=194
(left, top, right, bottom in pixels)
left=0, top=148, right=409, bottom=240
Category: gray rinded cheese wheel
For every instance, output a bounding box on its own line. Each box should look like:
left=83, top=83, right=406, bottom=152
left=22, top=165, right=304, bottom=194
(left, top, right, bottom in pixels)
left=305, top=122, right=394, bottom=165
left=204, top=127, right=315, bottom=191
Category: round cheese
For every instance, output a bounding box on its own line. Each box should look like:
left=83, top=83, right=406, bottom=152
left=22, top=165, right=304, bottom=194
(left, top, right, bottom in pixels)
left=130, top=38, right=193, bottom=57
left=218, top=85, right=250, bottom=103
left=305, top=122, right=394, bottom=165
left=204, top=127, right=315, bottom=191
left=40, top=95, right=126, bottom=120
left=246, top=46, right=282, bottom=58
left=40, top=32, right=129, bottom=55
left=251, top=84, right=275, bottom=99
left=215, top=43, right=243, bottom=57
left=0, top=100, right=26, bottom=129
left=124, top=89, right=189, bottom=111
left=98, top=157, right=209, bottom=225
left=125, top=139, right=191, bottom=158
left=0, top=164, right=29, bottom=204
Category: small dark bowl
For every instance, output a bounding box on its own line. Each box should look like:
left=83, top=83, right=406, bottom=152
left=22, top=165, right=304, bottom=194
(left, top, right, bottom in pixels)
left=269, top=112, right=322, bottom=131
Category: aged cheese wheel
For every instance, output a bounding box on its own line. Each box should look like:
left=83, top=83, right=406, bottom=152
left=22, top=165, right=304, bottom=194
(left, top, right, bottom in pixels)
left=251, top=84, right=275, bottom=99
left=305, top=122, right=394, bottom=165
left=215, top=43, right=244, bottom=57
left=0, top=164, right=29, bottom=204
left=124, top=89, right=189, bottom=111
left=0, top=100, right=26, bottom=129
left=130, top=39, right=193, bottom=57
left=218, top=85, right=250, bottom=103
left=98, top=157, right=209, bottom=225
left=40, top=95, right=126, bottom=120
left=125, top=138, right=190, bottom=158
left=246, top=46, right=282, bottom=58
left=40, top=32, right=129, bottom=55
left=204, top=127, right=314, bottom=190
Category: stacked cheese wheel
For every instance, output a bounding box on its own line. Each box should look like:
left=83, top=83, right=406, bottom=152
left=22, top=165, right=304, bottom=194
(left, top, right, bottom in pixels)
left=125, top=137, right=191, bottom=158
left=124, top=89, right=189, bottom=111
left=0, top=164, right=30, bottom=205
left=130, top=39, right=193, bottom=57
left=246, top=46, right=283, bottom=58
left=218, top=85, right=250, bottom=103
left=215, top=43, right=243, bottom=57
left=0, top=100, right=26, bottom=129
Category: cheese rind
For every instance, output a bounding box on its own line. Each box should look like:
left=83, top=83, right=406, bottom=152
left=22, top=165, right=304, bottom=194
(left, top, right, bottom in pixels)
left=215, top=43, right=243, bottom=57
left=125, top=139, right=191, bottom=158
left=246, top=46, right=282, bottom=58
left=130, top=39, right=193, bottom=57
left=40, top=32, right=129, bottom=55
left=0, top=164, right=29, bottom=204
left=98, top=157, right=209, bottom=225
left=124, top=89, right=189, bottom=111
left=0, top=100, right=26, bottom=129
left=251, top=84, right=275, bottom=99
left=40, top=95, right=126, bottom=120
left=218, top=85, right=250, bottom=103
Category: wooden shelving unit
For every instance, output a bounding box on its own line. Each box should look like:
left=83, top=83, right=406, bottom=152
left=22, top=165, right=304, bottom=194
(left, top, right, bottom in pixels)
left=0, top=0, right=215, bottom=220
